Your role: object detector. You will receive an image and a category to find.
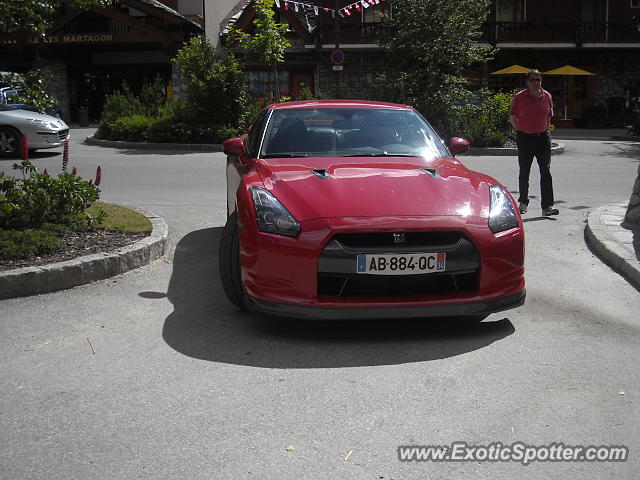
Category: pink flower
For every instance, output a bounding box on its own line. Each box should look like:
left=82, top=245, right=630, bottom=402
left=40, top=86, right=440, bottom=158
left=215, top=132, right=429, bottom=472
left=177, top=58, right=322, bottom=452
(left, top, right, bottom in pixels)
left=95, top=166, right=102, bottom=186
left=72, top=166, right=77, bottom=175
left=43, top=169, right=49, bottom=177
left=62, top=140, right=69, bottom=172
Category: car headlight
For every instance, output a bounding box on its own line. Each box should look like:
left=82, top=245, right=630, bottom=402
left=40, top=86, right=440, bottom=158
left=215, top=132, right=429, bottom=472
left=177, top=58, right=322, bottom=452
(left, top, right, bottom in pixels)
left=250, top=187, right=300, bottom=237
left=26, top=118, right=52, bottom=128
left=488, top=184, right=518, bottom=233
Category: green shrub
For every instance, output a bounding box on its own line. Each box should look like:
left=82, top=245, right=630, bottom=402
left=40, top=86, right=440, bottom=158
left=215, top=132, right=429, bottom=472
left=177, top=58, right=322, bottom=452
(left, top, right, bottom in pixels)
left=99, top=81, right=144, bottom=125
left=173, top=39, right=250, bottom=127
left=138, top=75, right=167, bottom=117
left=108, top=115, right=155, bottom=142
left=0, top=228, right=63, bottom=260
left=449, top=90, right=514, bottom=147
left=0, top=161, right=102, bottom=229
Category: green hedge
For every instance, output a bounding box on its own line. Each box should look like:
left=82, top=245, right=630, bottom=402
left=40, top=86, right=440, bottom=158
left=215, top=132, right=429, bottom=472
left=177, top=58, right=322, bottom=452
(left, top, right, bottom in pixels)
left=448, top=91, right=514, bottom=148
left=96, top=113, right=241, bottom=144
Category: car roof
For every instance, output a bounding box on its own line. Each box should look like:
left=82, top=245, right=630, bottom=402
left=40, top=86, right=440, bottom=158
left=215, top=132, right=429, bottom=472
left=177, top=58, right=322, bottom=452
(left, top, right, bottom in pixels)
left=266, top=99, right=414, bottom=111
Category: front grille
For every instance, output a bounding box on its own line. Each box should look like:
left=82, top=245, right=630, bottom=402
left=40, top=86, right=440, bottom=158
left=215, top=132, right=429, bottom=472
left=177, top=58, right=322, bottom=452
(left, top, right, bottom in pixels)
left=318, top=271, right=479, bottom=297
left=333, top=231, right=463, bottom=250
left=317, top=231, right=480, bottom=298
left=58, top=129, right=69, bottom=141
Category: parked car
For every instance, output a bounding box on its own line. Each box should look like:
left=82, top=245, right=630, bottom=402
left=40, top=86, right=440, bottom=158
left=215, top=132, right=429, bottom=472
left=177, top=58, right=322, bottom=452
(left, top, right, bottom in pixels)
left=0, top=85, right=63, bottom=118
left=220, top=100, right=525, bottom=320
left=0, top=104, right=69, bottom=158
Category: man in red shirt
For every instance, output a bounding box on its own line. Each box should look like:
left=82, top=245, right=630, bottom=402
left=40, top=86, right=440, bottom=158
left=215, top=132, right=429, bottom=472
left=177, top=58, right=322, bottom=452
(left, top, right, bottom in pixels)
left=509, top=69, right=559, bottom=216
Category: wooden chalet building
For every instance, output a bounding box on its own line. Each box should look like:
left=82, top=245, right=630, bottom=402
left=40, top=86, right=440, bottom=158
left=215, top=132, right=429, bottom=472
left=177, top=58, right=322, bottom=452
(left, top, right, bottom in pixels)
left=0, top=0, right=201, bottom=122
left=219, top=0, right=640, bottom=126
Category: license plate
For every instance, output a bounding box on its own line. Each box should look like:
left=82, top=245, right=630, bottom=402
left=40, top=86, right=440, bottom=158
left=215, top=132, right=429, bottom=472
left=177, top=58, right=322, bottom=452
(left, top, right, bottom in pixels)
left=356, top=253, right=446, bottom=275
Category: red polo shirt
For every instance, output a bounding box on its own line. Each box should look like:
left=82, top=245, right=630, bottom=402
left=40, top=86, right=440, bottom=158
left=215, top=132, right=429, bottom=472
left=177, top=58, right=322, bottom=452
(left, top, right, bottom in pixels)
left=509, top=88, right=553, bottom=134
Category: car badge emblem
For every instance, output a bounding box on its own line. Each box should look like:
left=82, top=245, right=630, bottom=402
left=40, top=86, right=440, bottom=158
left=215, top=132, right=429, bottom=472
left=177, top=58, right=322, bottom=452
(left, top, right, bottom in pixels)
left=392, top=233, right=407, bottom=244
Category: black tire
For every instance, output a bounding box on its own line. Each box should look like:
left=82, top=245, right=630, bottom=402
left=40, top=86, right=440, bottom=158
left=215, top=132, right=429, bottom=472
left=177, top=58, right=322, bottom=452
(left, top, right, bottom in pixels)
left=0, top=127, right=22, bottom=158
left=219, top=212, right=246, bottom=308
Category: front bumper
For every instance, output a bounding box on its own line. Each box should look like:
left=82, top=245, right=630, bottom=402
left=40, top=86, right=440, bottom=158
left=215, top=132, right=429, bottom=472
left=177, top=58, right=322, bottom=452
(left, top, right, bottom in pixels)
left=246, top=289, right=526, bottom=320
left=238, top=214, right=525, bottom=318
left=29, top=129, right=69, bottom=149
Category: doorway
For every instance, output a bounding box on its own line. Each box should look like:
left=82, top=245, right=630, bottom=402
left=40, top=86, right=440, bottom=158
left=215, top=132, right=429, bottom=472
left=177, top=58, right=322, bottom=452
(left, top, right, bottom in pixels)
left=290, top=71, right=314, bottom=99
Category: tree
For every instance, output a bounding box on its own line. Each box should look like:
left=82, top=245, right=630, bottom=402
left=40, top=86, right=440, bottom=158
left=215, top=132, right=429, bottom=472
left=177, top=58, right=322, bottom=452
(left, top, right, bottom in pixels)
left=231, top=0, right=290, bottom=101
left=0, top=0, right=110, bottom=35
left=0, top=70, right=58, bottom=114
left=376, top=0, right=494, bottom=134
left=173, top=37, right=249, bottom=128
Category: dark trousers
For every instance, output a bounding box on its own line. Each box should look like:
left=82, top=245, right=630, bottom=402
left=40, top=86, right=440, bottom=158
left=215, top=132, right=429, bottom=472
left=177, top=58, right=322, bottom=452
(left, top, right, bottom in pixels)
left=516, top=131, right=554, bottom=209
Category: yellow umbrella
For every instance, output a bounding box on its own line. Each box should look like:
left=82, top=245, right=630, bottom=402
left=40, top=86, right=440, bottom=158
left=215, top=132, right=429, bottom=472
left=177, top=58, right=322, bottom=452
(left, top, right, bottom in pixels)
left=543, top=65, right=596, bottom=119
left=543, top=65, right=596, bottom=76
left=490, top=65, right=532, bottom=75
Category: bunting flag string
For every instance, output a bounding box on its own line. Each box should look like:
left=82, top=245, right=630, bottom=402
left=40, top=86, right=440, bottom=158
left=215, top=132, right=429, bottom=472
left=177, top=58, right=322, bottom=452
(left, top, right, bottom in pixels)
left=270, top=0, right=386, bottom=18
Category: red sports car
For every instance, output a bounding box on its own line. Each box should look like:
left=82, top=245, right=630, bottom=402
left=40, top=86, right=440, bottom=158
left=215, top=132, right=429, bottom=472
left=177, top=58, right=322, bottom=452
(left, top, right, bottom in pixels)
left=220, top=100, right=525, bottom=320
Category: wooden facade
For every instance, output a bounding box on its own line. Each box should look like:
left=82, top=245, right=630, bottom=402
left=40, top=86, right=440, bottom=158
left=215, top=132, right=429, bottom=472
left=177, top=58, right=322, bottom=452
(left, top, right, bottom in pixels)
left=222, top=0, right=640, bottom=126
left=0, top=0, right=201, bottom=122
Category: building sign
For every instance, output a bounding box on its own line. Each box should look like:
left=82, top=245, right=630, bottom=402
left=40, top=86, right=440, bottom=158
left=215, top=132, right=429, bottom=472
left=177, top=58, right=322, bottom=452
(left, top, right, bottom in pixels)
left=28, top=34, right=114, bottom=44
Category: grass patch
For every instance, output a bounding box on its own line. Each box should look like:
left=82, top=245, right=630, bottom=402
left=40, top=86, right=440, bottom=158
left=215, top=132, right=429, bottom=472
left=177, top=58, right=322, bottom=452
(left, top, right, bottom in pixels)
left=87, top=202, right=152, bottom=232
left=0, top=203, right=152, bottom=261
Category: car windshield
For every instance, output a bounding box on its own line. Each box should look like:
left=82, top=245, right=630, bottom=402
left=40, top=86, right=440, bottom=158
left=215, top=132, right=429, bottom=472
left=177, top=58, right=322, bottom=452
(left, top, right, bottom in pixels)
left=259, top=107, right=450, bottom=159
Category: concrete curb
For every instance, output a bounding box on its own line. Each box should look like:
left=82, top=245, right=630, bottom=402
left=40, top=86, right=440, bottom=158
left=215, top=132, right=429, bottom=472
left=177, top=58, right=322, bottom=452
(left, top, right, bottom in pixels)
left=0, top=208, right=168, bottom=300
left=585, top=204, right=640, bottom=290
left=465, top=143, right=565, bottom=156
left=85, top=136, right=223, bottom=151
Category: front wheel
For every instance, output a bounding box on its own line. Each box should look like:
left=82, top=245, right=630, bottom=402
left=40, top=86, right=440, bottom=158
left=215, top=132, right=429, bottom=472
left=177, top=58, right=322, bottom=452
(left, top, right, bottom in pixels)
left=219, top=212, right=246, bottom=308
left=0, top=127, right=22, bottom=158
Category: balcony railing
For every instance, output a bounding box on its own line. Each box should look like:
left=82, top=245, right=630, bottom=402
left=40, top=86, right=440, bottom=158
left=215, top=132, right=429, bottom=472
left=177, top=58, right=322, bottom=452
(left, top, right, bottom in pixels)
left=307, top=21, right=640, bottom=47
left=310, top=22, right=386, bottom=46
left=481, top=21, right=640, bottom=45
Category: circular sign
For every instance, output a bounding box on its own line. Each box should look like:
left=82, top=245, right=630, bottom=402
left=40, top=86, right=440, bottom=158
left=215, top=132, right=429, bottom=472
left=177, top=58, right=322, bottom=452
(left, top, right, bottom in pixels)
left=330, top=49, right=345, bottom=65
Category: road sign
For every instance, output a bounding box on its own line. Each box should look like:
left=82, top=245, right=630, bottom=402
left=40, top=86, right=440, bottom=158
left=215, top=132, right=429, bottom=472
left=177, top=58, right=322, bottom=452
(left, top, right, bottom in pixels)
left=330, top=49, right=345, bottom=65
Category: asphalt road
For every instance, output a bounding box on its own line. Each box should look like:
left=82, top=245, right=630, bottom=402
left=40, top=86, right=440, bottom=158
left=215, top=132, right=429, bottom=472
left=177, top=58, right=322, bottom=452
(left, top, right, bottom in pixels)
left=1, top=129, right=639, bottom=479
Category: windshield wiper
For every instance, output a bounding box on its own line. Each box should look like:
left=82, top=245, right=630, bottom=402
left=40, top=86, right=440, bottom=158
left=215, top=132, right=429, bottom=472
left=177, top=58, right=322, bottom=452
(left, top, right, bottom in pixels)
left=261, top=153, right=309, bottom=158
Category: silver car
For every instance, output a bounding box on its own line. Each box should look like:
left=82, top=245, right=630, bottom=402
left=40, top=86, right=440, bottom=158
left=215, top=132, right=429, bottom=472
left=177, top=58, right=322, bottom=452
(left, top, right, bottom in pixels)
left=0, top=104, right=69, bottom=158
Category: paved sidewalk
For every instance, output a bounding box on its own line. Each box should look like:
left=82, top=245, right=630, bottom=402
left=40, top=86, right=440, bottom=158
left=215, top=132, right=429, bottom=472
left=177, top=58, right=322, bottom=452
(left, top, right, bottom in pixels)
left=585, top=203, right=640, bottom=290
left=551, top=127, right=633, bottom=140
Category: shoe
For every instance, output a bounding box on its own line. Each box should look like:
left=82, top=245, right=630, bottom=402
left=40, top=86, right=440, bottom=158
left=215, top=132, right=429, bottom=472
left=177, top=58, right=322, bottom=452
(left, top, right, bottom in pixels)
left=542, top=206, right=559, bottom=216
left=519, top=203, right=527, bottom=214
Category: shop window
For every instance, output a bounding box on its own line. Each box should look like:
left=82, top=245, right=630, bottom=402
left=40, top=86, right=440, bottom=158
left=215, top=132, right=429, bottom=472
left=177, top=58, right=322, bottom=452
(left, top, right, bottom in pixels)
left=247, top=70, right=290, bottom=97
left=632, top=0, right=640, bottom=7
left=363, top=5, right=384, bottom=22
left=496, top=0, right=525, bottom=21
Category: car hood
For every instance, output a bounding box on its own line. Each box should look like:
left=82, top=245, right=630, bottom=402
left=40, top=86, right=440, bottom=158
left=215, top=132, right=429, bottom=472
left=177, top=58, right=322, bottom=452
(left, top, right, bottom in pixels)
left=0, top=108, right=67, bottom=128
left=256, top=156, right=493, bottom=221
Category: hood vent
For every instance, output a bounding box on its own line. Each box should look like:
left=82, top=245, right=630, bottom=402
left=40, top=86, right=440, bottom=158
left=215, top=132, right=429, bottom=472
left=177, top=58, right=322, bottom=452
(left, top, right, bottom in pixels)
left=311, top=168, right=330, bottom=179
left=421, top=168, right=439, bottom=178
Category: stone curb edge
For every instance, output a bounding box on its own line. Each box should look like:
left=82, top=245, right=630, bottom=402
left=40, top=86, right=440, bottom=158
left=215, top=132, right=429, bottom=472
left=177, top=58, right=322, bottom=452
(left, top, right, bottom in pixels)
left=0, top=208, right=168, bottom=300
left=465, top=143, right=564, bottom=156
left=85, top=136, right=223, bottom=151
left=585, top=205, right=640, bottom=290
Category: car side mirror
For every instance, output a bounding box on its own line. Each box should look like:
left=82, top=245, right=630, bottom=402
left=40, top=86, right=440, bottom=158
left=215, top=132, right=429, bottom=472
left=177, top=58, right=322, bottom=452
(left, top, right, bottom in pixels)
left=448, top=137, right=469, bottom=156
left=223, top=137, right=247, bottom=157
